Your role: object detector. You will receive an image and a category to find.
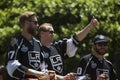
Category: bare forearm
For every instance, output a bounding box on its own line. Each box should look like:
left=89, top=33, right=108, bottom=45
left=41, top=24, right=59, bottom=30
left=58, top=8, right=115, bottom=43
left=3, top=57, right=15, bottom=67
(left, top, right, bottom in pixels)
left=55, top=74, right=64, bottom=80
left=25, top=68, right=35, bottom=76
left=76, top=24, right=92, bottom=41
left=76, top=18, right=98, bottom=42
left=25, top=68, right=45, bottom=78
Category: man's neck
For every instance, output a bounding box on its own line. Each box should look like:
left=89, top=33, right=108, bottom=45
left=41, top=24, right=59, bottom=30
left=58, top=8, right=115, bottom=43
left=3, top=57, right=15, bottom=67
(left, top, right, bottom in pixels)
left=92, top=50, right=103, bottom=59
left=21, top=31, right=33, bottom=40
left=93, top=52, right=103, bottom=59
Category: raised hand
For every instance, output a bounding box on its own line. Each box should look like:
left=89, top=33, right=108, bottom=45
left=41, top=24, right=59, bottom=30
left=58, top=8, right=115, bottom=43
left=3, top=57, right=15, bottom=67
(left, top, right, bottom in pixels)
left=88, top=16, right=98, bottom=29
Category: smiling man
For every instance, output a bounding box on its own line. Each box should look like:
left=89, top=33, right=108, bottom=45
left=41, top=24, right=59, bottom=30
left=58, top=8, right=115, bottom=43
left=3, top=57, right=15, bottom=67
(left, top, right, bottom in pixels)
left=5, top=11, right=49, bottom=80
left=76, top=35, right=118, bottom=80
left=37, top=17, right=98, bottom=80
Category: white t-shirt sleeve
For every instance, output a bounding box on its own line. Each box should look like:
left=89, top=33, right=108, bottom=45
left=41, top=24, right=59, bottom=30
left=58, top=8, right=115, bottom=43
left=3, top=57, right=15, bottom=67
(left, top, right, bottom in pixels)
left=66, top=38, right=78, bottom=57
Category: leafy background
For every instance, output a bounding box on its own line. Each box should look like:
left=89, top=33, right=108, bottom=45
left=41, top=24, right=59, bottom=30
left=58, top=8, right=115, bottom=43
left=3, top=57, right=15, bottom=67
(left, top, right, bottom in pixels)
left=0, top=0, right=120, bottom=78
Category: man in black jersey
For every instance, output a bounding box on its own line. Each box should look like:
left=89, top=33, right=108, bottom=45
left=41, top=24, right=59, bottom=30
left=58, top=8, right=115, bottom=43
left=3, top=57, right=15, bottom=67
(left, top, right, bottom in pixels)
left=5, top=11, right=50, bottom=80
left=76, top=35, right=118, bottom=80
left=37, top=17, right=98, bottom=79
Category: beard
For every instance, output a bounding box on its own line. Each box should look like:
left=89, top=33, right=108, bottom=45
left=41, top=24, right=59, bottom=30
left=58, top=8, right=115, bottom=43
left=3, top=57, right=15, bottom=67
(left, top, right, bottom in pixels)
left=94, top=47, right=107, bottom=55
left=28, top=25, right=37, bottom=36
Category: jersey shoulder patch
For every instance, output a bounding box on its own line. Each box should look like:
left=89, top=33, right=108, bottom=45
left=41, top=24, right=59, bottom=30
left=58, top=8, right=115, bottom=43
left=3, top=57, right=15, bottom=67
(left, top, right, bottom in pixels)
left=10, top=38, right=18, bottom=47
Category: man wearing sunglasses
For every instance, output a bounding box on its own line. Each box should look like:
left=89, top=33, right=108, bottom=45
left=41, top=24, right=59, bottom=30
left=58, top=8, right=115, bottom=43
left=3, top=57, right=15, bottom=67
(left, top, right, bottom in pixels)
left=76, top=35, right=118, bottom=80
left=5, top=11, right=50, bottom=80
left=37, top=17, right=98, bottom=79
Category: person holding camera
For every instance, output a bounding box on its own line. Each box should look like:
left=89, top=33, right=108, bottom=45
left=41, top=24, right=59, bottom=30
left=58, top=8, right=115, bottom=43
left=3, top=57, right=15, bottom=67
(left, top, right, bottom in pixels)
left=76, top=35, right=118, bottom=80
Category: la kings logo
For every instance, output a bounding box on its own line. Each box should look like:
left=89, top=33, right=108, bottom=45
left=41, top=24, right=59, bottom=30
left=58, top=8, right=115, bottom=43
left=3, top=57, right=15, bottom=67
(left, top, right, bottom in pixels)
left=50, top=55, right=63, bottom=73
left=28, top=51, right=41, bottom=69
left=96, top=69, right=109, bottom=79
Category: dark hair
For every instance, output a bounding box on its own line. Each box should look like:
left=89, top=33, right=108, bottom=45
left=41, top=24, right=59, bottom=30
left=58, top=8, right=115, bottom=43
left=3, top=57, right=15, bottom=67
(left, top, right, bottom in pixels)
left=19, top=11, right=37, bottom=27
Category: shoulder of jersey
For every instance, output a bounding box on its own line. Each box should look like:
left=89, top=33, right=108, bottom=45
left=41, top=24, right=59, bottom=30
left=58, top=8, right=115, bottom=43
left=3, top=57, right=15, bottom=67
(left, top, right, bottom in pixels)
left=55, top=38, right=68, bottom=43
left=83, top=54, right=91, bottom=59
left=33, top=37, right=40, bottom=42
left=80, top=54, right=92, bottom=61
left=10, top=35, right=22, bottom=46
left=33, top=37, right=42, bottom=46
left=104, top=58, right=113, bottom=65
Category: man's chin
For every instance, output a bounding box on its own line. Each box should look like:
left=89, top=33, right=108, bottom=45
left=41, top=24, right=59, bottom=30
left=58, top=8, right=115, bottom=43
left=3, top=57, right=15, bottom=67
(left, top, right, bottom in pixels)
left=99, top=52, right=106, bottom=55
left=29, top=31, right=37, bottom=36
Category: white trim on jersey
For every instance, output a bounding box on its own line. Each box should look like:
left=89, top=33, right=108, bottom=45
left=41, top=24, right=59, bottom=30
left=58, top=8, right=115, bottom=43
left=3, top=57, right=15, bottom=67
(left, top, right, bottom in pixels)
left=66, top=38, right=78, bottom=57
left=6, top=60, right=21, bottom=77
left=40, top=61, right=48, bottom=72
left=15, top=39, right=23, bottom=60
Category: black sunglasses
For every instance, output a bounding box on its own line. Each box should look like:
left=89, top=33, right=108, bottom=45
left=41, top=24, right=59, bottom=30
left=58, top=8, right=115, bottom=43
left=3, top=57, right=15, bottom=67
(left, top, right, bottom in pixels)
left=41, top=30, right=54, bottom=34
left=49, top=31, right=55, bottom=34
left=97, top=42, right=108, bottom=46
left=28, top=20, right=38, bottom=25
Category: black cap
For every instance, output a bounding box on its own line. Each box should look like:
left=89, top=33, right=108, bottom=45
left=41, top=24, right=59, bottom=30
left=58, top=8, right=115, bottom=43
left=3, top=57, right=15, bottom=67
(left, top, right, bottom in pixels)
left=94, top=35, right=108, bottom=44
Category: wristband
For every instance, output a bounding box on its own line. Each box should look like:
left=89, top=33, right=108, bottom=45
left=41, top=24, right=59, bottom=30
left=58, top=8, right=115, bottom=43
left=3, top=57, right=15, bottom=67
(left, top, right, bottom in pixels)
left=30, top=69, right=35, bottom=76
left=61, top=76, right=64, bottom=80
left=73, top=33, right=80, bottom=46
left=31, top=71, right=35, bottom=76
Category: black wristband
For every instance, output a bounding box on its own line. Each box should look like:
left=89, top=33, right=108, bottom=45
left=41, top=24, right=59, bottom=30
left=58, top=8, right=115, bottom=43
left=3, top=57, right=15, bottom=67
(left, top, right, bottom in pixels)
left=72, top=33, right=80, bottom=46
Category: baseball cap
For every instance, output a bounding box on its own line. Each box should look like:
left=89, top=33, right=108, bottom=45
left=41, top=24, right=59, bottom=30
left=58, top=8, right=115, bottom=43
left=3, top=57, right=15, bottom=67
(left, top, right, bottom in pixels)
left=93, top=35, right=108, bottom=44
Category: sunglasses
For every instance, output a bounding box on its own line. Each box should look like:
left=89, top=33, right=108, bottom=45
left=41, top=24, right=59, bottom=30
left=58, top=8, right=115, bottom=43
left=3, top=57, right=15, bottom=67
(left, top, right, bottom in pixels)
left=28, top=20, right=38, bottom=25
left=41, top=29, right=54, bottom=34
left=49, top=31, right=55, bottom=34
left=97, top=42, right=108, bottom=46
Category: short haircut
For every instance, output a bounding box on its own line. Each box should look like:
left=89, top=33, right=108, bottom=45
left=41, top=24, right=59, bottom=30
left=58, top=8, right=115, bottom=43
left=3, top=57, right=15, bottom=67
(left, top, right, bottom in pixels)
left=38, top=23, right=53, bottom=32
left=19, top=11, right=36, bottom=27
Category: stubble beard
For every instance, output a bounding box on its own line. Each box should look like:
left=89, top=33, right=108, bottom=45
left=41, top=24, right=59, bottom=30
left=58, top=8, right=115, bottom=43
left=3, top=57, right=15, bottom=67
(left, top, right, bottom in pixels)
left=94, top=47, right=106, bottom=55
left=28, top=25, right=36, bottom=36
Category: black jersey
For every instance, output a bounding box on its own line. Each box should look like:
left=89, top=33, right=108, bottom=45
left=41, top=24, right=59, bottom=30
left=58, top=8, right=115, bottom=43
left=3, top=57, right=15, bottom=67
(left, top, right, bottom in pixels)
left=42, top=39, right=67, bottom=75
left=77, top=54, right=117, bottom=80
left=5, top=35, right=44, bottom=80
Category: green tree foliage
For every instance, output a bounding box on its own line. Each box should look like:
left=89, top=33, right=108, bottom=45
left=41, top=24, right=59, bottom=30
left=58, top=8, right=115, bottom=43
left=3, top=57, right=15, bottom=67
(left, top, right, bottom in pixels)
left=0, top=0, right=120, bottom=76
